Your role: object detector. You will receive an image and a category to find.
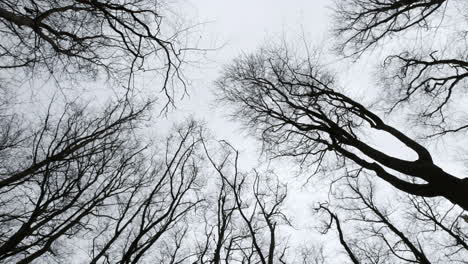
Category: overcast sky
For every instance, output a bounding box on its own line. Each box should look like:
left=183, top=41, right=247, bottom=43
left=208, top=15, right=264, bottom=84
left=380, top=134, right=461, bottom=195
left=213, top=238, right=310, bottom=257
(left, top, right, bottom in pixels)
left=154, top=1, right=468, bottom=244
left=169, top=0, right=336, bottom=162
left=162, top=0, right=342, bottom=249
left=2, top=1, right=466, bottom=262
left=165, top=0, right=467, bottom=178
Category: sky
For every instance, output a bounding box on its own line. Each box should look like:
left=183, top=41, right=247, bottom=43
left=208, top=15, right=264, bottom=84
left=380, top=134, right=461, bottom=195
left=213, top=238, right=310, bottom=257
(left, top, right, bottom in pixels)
left=151, top=0, right=468, bottom=252
left=166, top=0, right=339, bottom=163
left=162, top=0, right=467, bottom=177
left=15, top=0, right=464, bottom=217
left=3, top=0, right=465, bottom=261
left=163, top=0, right=344, bottom=250
left=2, top=0, right=466, bottom=262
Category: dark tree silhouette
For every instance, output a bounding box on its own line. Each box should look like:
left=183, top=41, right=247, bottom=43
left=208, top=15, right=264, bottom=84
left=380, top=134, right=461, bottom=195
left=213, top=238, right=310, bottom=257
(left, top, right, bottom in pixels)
left=216, top=46, right=468, bottom=210
left=316, top=204, right=360, bottom=264
left=333, top=0, right=448, bottom=56
left=406, top=196, right=468, bottom=262
left=316, top=175, right=467, bottom=263
left=200, top=140, right=295, bottom=264
left=0, top=106, right=206, bottom=263
left=334, top=0, right=468, bottom=136
left=0, top=0, right=195, bottom=103
left=189, top=140, right=330, bottom=264
left=1, top=0, right=467, bottom=262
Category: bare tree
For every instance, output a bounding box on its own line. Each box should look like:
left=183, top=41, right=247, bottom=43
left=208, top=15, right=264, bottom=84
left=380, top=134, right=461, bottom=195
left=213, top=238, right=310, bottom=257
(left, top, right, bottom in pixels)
left=334, top=0, right=468, bottom=136
left=193, top=166, right=236, bottom=264
left=198, top=140, right=306, bottom=264
left=317, top=175, right=468, bottom=264
left=404, top=195, right=468, bottom=263
left=316, top=204, right=360, bottom=264
left=215, top=46, right=468, bottom=210
left=0, top=0, right=197, bottom=104
left=0, top=102, right=207, bottom=263
left=87, top=120, right=205, bottom=264
left=294, top=244, right=326, bottom=264
left=0, top=1, right=211, bottom=263
left=333, top=0, right=448, bottom=56
left=214, top=2, right=468, bottom=260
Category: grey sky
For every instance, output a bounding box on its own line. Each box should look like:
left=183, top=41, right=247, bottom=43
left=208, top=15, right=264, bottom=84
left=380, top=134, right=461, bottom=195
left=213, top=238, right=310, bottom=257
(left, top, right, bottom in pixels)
left=175, top=0, right=467, bottom=179
left=162, top=1, right=468, bottom=251
left=3, top=0, right=467, bottom=262
left=167, top=0, right=332, bottom=163
left=166, top=0, right=436, bottom=169
left=165, top=0, right=340, bottom=250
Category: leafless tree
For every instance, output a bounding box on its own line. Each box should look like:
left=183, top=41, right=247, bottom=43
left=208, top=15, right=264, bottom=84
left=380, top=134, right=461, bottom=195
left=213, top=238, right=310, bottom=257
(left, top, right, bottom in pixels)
left=0, top=0, right=197, bottom=104
left=334, top=0, right=468, bottom=136
left=86, top=120, right=205, bottom=264
left=193, top=165, right=236, bottom=264
left=0, top=100, right=207, bottom=263
left=403, top=195, right=468, bottom=263
left=214, top=2, right=468, bottom=260
left=294, top=244, right=326, bottom=264
left=197, top=140, right=318, bottom=264
left=215, top=45, right=468, bottom=211
left=333, top=0, right=448, bottom=56
left=0, top=1, right=212, bottom=263
left=316, top=175, right=468, bottom=264
left=316, top=204, right=360, bottom=264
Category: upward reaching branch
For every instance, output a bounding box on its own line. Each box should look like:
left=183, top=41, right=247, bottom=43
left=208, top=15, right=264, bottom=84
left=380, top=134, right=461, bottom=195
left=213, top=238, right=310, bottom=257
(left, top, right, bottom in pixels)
left=333, top=0, right=447, bottom=56
left=0, top=0, right=197, bottom=104
left=216, top=46, right=468, bottom=210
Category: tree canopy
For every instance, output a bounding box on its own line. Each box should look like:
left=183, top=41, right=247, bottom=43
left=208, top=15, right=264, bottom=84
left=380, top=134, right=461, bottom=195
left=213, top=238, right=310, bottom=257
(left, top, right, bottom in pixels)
left=0, top=0, right=467, bottom=263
